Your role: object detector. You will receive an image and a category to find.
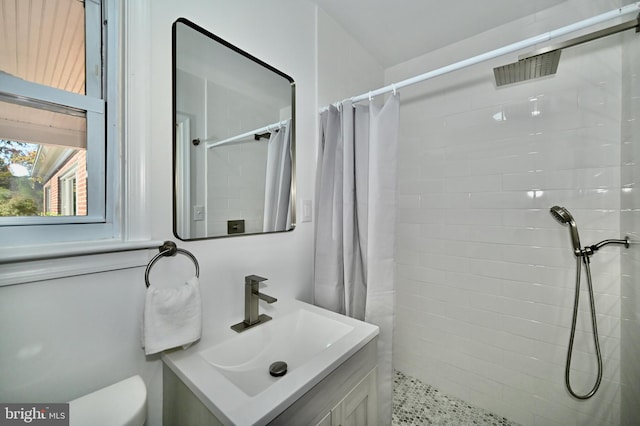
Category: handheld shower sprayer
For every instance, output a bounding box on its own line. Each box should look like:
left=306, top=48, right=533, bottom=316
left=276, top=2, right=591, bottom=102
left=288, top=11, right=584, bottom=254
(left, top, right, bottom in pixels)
left=549, top=206, right=630, bottom=257
left=548, top=205, right=631, bottom=400
left=549, top=206, right=582, bottom=256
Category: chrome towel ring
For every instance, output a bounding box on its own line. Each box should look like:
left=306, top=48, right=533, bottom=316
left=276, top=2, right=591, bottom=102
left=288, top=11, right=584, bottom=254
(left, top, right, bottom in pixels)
left=145, top=241, right=200, bottom=288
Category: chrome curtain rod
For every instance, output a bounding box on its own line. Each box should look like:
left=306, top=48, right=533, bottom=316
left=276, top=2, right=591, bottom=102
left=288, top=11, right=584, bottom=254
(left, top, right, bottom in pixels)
left=202, top=119, right=290, bottom=149
left=322, top=2, right=640, bottom=109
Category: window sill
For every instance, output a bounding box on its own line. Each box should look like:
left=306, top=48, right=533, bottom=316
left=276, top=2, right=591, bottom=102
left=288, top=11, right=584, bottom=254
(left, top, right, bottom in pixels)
left=0, top=239, right=164, bottom=286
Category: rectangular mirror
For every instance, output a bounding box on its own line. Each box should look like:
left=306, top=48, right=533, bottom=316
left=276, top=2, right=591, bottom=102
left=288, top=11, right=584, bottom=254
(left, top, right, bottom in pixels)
left=172, top=18, right=296, bottom=240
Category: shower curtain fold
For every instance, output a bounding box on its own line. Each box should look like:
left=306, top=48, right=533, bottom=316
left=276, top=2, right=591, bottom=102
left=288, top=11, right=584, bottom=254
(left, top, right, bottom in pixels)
left=263, top=119, right=292, bottom=232
left=314, top=94, right=399, bottom=426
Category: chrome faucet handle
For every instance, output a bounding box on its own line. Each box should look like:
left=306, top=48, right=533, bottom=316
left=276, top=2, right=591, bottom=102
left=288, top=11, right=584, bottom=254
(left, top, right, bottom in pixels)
left=247, top=275, right=277, bottom=303
left=245, top=274, right=268, bottom=285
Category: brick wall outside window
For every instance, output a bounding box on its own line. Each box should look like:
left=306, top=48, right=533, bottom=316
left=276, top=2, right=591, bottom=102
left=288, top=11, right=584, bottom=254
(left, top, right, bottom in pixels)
left=42, top=150, right=87, bottom=216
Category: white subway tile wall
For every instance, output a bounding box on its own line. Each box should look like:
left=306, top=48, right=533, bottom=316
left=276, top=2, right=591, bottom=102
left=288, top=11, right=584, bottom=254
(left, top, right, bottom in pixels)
left=392, top=1, right=638, bottom=424
left=619, top=25, right=640, bottom=426
left=205, top=81, right=275, bottom=236
left=207, top=141, right=268, bottom=235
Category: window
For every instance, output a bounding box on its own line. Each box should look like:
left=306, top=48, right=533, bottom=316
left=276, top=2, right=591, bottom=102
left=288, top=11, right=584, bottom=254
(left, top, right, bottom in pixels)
left=0, top=0, right=155, bottom=285
left=0, top=0, right=116, bottom=246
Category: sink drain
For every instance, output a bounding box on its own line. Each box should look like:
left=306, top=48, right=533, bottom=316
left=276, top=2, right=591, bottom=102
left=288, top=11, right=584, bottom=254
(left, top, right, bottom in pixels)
left=269, top=361, right=288, bottom=377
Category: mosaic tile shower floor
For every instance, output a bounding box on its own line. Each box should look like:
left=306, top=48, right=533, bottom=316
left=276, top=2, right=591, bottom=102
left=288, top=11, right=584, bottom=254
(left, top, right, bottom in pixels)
left=392, top=371, right=521, bottom=426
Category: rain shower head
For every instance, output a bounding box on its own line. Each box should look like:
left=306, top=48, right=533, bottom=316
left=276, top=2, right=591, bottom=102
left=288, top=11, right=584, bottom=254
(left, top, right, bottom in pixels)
left=550, top=206, right=582, bottom=256
left=494, top=14, right=640, bottom=87
left=493, top=50, right=561, bottom=87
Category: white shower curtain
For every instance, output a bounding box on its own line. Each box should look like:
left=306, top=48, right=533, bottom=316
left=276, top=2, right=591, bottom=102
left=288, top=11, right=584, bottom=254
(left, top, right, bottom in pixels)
left=314, top=94, right=399, bottom=425
left=263, top=119, right=292, bottom=232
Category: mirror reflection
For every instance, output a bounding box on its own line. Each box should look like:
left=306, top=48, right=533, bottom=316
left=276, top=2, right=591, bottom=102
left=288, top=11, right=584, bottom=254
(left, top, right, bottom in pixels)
left=172, top=19, right=295, bottom=240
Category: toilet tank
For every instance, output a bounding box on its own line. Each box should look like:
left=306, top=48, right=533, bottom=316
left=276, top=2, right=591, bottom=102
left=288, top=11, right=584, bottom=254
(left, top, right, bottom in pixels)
left=68, top=375, right=147, bottom=426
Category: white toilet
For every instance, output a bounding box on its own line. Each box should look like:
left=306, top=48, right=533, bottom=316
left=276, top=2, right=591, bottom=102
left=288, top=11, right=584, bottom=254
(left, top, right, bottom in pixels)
left=68, top=375, right=147, bottom=426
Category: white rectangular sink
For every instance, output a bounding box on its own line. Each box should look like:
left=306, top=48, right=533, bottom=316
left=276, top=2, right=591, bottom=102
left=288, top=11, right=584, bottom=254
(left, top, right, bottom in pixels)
left=162, top=299, right=378, bottom=425
left=199, top=308, right=354, bottom=397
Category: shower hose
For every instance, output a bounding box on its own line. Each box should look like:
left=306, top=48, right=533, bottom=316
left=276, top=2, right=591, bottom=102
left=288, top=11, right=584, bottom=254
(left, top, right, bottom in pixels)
left=565, top=253, right=603, bottom=399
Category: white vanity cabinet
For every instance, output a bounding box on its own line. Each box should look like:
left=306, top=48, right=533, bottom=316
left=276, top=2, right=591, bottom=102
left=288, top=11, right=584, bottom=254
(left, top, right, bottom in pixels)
left=268, top=336, right=377, bottom=426
left=315, top=367, right=377, bottom=426
left=164, top=337, right=378, bottom=426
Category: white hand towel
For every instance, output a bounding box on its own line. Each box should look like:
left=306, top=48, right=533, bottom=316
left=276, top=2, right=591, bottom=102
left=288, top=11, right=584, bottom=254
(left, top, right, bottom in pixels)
left=143, top=276, right=202, bottom=355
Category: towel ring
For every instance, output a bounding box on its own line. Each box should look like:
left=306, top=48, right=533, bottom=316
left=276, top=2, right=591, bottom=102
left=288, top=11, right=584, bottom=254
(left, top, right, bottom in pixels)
left=145, top=241, right=200, bottom=288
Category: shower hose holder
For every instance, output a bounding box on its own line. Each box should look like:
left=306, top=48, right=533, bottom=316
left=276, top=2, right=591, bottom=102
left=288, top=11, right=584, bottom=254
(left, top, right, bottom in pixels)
left=579, top=236, right=630, bottom=259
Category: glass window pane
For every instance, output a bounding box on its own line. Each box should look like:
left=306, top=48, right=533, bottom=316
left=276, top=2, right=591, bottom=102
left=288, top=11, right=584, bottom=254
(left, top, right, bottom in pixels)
left=0, top=100, right=87, bottom=218
left=0, top=0, right=86, bottom=94
left=0, top=141, right=86, bottom=218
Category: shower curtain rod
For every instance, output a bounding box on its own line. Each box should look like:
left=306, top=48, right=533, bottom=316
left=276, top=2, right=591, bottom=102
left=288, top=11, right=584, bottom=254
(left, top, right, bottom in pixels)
left=204, top=119, right=289, bottom=149
left=323, top=2, right=640, bottom=108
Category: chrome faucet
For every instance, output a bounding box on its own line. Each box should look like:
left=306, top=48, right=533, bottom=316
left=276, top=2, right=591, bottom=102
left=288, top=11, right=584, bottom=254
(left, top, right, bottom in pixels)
left=231, top=275, right=277, bottom=333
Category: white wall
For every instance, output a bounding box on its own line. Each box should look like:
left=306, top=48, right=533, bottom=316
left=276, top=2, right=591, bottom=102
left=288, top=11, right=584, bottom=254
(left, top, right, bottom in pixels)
left=0, top=1, right=317, bottom=426
left=389, top=0, right=628, bottom=425
left=619, top=25, right=640, bottom=426
left=175, top=69, right=206, bottom=237
left=317, top=8, right=385, bottom=107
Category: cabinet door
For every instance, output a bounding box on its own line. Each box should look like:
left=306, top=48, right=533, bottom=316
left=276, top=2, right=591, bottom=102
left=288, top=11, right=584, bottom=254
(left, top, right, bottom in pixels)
left=316, top=411, right=332, bottom=426
left=331, top=368, right=377, bottom=426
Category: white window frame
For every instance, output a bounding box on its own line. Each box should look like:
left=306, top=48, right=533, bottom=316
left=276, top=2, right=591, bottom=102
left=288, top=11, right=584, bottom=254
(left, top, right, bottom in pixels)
left=44, top=186, right=52, bottom=215
left=0, top=0, right=160, bottom=285
left=59, top=166, right=79, bottom=216
left=0, top=0, right=105, bottom=232
left=175, top=115, right=192, bottom=239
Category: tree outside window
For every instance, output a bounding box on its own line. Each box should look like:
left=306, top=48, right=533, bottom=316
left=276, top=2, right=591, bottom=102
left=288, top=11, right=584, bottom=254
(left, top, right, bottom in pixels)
left=0, top=140, right=41, bottom=216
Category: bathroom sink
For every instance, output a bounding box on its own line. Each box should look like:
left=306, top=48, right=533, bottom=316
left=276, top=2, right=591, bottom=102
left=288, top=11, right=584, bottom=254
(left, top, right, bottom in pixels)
left=199, top=307, right=354, bottom=396
left=162, top=299, right=378, bottom=425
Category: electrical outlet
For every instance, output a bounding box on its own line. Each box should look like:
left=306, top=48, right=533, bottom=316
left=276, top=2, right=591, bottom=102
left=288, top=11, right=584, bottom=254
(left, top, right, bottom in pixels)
left=228, top=219, right=245, bottom=234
